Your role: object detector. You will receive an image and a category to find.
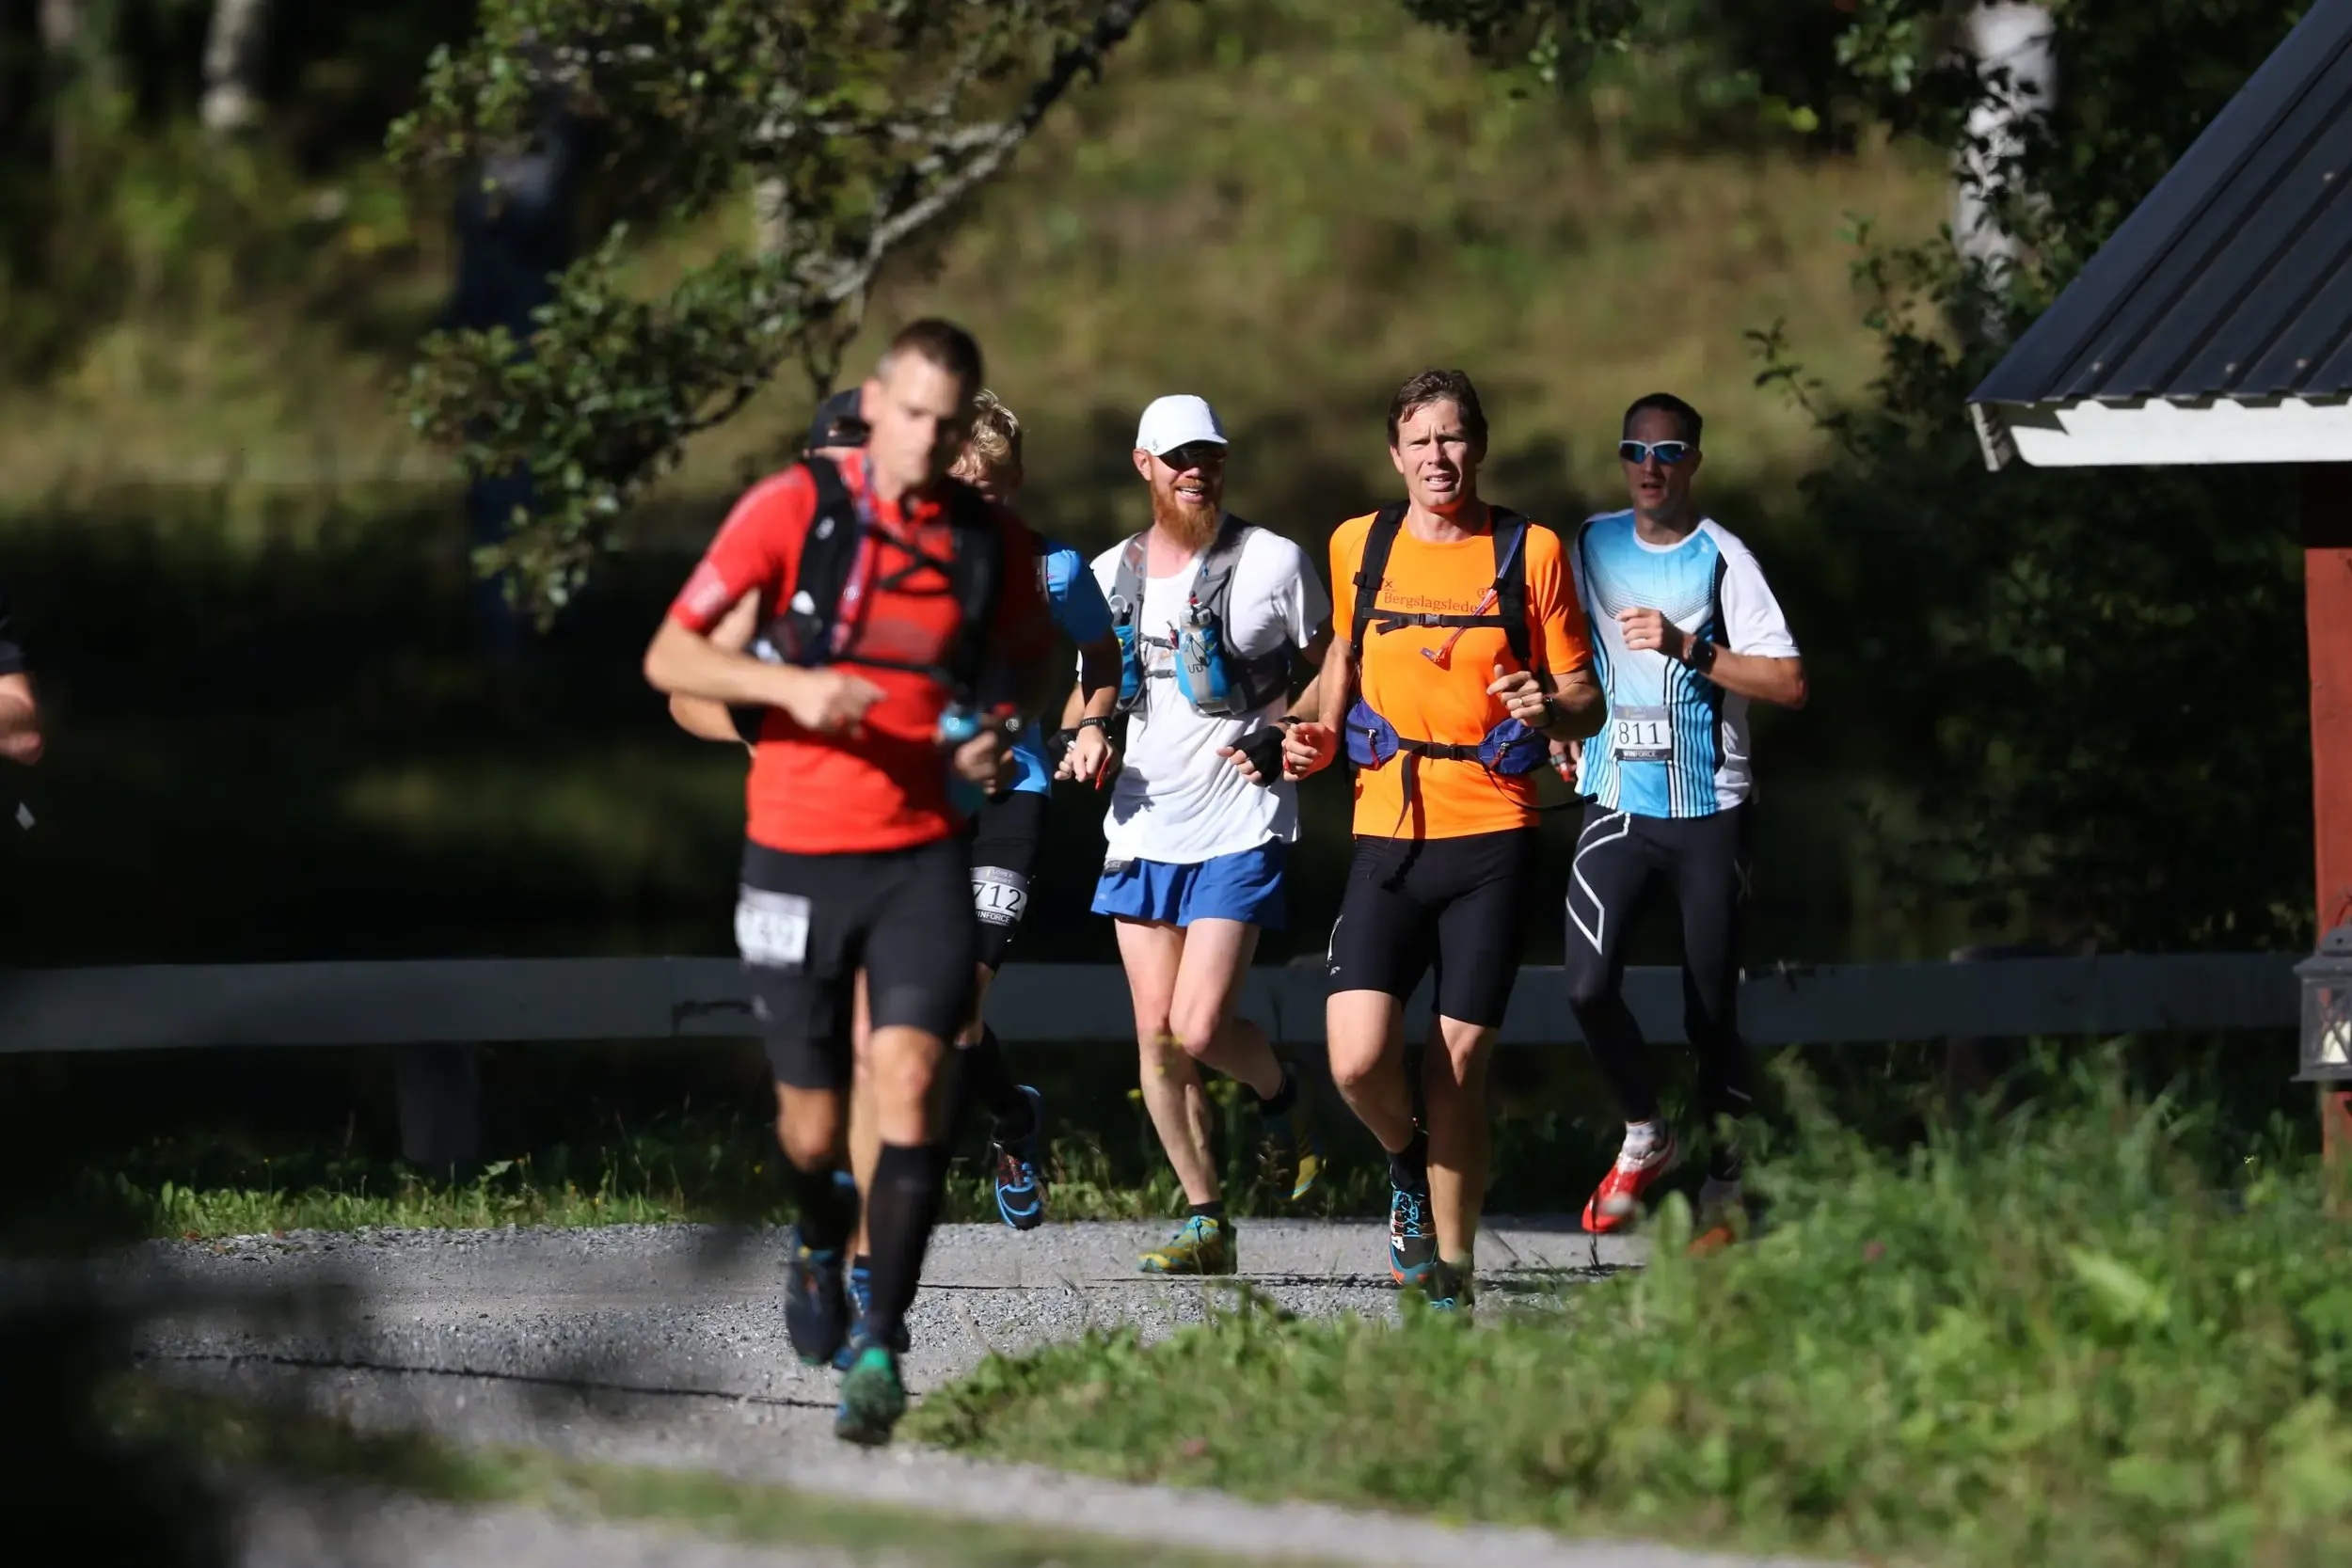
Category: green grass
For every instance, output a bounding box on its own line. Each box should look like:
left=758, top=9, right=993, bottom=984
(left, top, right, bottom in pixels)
left=913, top=1061, right=2352, bottom=1568
left=109, top=1383, right=1310, bottom=1568
left=19, top=1084, right=1399, bottom=1247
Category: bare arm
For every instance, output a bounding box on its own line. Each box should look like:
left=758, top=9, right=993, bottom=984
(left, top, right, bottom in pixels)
left=1541, top=663, right=1607, bottom=740
left=1703, top=650, right=1807, bottom=709
left=644, top=616, right=881, bottom=734
left=669, top=592, right=764, bottom=745
left=0, top=673, right=41, bottom=765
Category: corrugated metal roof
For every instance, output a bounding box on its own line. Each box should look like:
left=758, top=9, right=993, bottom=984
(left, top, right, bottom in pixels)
left=1970, top=0, right=2352, bottom=406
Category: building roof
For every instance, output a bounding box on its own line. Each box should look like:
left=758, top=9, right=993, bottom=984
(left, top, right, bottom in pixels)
left=1969, top=0, right=2352, bottom=425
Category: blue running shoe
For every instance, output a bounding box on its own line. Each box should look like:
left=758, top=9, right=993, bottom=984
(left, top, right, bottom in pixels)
left=1389, top=1183, right=1437, bottom=1287
left=834, top=1337, right=909, bottom=1447
left=834, top=1262, right=909, bottom=1369
left=784, top=1234, right=849, bottom=1367
left=993, top=1085, right=1047, bottom=1230
left=1422, top=1258, right=1477, bottom=1315
left=832, top=1263, right=871, bottom=1371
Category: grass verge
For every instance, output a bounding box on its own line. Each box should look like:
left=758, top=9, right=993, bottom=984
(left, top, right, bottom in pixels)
left=109, top=1383, right=1289, bottom=1568
left=913, top=1061, right=2352, bottom=1568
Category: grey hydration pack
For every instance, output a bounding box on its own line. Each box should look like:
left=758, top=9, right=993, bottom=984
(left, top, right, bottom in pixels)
left=1106, top=513, right=1293, bottom=719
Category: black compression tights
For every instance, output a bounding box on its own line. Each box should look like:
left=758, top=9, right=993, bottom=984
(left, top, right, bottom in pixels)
left=1562, top=803, right=1758, bottom=1180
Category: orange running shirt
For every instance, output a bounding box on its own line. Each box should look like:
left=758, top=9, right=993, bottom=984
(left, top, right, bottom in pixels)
left=670, top=450, right=1049, bottom=856
left=1329, top=510, right=1593, bottom=839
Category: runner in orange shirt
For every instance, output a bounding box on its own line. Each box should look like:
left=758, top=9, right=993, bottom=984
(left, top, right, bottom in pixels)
left=1286, top=369, right=1603, bottom=1311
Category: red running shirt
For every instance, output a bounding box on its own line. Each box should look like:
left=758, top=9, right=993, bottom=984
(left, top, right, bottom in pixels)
left=670, top=451, right=1049, bottom=854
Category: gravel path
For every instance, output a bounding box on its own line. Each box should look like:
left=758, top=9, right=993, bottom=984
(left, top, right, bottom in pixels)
left=19, top=1220, right=1832, bottom=1568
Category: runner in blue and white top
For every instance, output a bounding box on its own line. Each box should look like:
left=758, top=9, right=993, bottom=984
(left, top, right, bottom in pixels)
left=1562, top=392, right=1807, bottom=1253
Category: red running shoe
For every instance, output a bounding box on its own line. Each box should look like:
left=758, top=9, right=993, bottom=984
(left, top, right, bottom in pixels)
left=1582, top=1125, right=1680, bottom=1235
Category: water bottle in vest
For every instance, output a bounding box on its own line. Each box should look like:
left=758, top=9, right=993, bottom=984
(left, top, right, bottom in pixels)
left=1174, top=602, right=1241, bottom=716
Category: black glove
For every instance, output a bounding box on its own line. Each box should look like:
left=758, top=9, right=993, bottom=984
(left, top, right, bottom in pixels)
left=1043, top=727, right=1077, bottom=770
left=1235, top=724, right=1286, bottom=782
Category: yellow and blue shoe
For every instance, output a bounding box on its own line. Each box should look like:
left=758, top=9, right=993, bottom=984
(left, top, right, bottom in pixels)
left=1260, top=1061, right=1325, bottom=1203
left=834, top=1336, right=908, bottom=1447
left=1138, top=1213, right=1236, bottom=1275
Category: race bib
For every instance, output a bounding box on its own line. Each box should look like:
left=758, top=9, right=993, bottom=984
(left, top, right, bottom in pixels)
left=1612, top=705, right=1674, bottom=765
left=736, top=887, right=812, bottom=970
left=971, top=866, right=1030, bottom=928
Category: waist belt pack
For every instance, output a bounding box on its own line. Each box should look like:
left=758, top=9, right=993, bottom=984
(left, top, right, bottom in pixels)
left=1344, top=503, right=1550, bottom=829
left=1107, top=513, right=1294, bottom=720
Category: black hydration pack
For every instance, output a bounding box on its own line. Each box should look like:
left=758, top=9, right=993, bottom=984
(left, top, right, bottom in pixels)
left=1105, top=512, right=1293, bottom=719
left=730, top=456, right=1005, bottom=740
left=1343, top=503, right=1552, bottom=827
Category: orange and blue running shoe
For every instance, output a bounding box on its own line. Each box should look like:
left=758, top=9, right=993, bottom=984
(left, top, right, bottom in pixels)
left=1388, top=1183, right=1437, bottom=1287
left=1581, top=1124, right=1680, bottom=1235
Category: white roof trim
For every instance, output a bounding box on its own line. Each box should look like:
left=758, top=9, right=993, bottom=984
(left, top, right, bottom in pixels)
left=1967, top=395, right=2352, bottom=470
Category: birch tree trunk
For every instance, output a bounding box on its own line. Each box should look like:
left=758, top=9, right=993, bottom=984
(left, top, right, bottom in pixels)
left=199, top=0, right=269, bottom=138
left=1953, top=2, right=2057, bottom=289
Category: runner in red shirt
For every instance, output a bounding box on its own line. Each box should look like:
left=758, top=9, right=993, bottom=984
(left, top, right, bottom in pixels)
left=644, top=320, right=1050, bottom=1446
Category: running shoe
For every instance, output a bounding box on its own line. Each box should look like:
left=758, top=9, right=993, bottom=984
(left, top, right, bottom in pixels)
left=784, top=1235, right=850, bottom=1367
left=1423, top=1257, right=1476, bottom=1314
left=1581, top=1124, right=1681, bottom=1236
left=833, top=1262, right=910, bottom=1370
left=993, top=1085, right=1048, bottom=1231
left=1388, top=1182, right=1437, bottom=1287
left=833, top=1337, right=909, bottom=1447
left=1688, top=1177, right=1748, bottom=1258
left=1138, top=1214, right=1235, bottom=1275
left=1260, top=1062, right=1325, bottom=1203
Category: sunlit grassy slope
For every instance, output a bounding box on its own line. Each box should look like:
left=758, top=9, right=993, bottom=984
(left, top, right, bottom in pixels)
left=0, top=0, right=1943, bottom=514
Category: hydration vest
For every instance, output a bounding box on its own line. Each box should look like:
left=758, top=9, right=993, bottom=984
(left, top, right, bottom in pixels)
left=738, top=456, right=1005, bottom=732
left=1106, top=513, right=1293, bottom=720
left=1343, top=503, right=1551, bottom=829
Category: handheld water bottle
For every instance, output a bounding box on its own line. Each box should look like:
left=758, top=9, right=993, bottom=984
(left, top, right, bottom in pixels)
left=937, top=702, right=1020, bottom=815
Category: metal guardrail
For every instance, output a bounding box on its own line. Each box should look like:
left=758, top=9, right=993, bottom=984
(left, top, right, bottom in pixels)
left=0, top=953, right=2296, bottom=1169
left=0, top=952, right=2301, bottom=1054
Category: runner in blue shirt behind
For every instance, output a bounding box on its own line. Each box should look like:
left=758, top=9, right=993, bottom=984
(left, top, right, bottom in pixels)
left=946, top=389, right=1121, bottom=1231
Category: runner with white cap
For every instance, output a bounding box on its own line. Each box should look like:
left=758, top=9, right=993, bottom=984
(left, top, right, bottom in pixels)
left=1089, top=393, right=1334, bottom=1275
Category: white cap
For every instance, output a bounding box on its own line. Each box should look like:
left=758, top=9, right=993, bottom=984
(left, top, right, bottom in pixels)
left=1134, top=394, right=1228, bottom=456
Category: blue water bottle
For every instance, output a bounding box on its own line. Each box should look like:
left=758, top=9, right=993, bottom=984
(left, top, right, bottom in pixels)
left=937, top=703, right=991, bottom=815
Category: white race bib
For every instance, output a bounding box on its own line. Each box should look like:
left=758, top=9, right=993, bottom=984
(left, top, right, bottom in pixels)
left=736, top=888, right=812, bottom=969
left=971, top=867, right=1030, bottom=928
left=1612, top=705, right=1673, bottom=765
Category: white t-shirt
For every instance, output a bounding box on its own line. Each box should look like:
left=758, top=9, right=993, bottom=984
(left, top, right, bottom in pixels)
left=1089, top=523, right=1330, bottom=865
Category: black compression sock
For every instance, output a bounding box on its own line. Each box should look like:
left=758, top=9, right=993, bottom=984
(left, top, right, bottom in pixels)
left=1387, top=1128, right=1430, bottom=1193
left=784, top=1158, right=854, bottom=1255
left=850, top=1252, right=872, bottom=1275
left=864, top=1141, right=947, bottom=1350
left=1187, top=1199, right=1227, bottom=1223
left=964, top=1025, right=1032, bottom=1133
left=1256, top=1064, right=1297, bottom=1118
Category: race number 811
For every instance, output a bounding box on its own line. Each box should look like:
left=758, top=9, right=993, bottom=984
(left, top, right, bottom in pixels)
left=1612, top=705, right=1673, bottom=764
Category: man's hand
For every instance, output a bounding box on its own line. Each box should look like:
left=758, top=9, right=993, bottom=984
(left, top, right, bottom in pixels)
left=1616, top=607, right=1687, bottom=661
left=1552, top=737, right=1581, bottom=789
left=1064, top=722, right=1118, bottom=787
left=951, top=729, right=1015, bottom=788
left=1487, top=661, right=1552, bottom=728
left=1282, top=721, right=1338, bottom=779
left=1218, top=726, right=1289, bottom=786
left=781, top=668, right=885, bottom=734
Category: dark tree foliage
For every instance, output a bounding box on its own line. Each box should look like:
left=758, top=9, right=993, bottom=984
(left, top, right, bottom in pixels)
left=389, top=0, right=1159, bottom=621
left=1418, top=0, right=2315, bottom=950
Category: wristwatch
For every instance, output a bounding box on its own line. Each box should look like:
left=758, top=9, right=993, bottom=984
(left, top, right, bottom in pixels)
left=1684, top=638, right=1718, bottom=674
left=1075, top=715, right=1113, bottom=735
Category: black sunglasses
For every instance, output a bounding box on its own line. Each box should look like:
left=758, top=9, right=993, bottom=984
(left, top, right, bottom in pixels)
left=1618, top=439, right=1695, bottom=466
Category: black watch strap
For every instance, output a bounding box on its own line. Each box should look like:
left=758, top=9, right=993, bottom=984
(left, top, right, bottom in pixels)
left=1076, top=715, right=1113, bottom=734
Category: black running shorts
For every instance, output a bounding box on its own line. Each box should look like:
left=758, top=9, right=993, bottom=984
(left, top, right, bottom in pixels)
left=968, top=789, right=1048, bottom=973
left=737, top=836, right=976, bottom=1090
left=1323, top=828, right=1537, bottom=1028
